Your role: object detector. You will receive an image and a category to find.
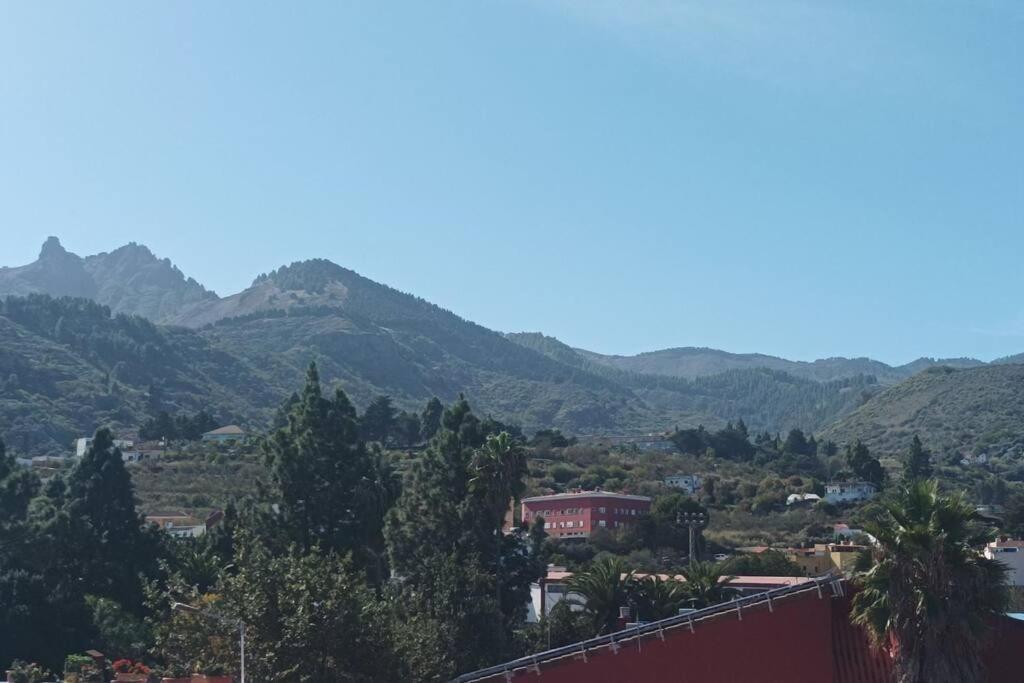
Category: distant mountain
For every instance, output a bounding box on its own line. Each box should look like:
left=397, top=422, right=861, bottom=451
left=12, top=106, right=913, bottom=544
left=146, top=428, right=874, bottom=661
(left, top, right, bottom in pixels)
left=0, top=238, right=1016, bottom=456
left=574, top=345, right=986, bottom=384
left=821, top=363, right=1024, bottom=458
left=0, top=237, right=216, bottom=322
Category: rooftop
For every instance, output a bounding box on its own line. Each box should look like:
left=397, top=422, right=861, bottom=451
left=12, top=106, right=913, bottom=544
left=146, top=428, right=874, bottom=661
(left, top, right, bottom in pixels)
left=203, top=424, right=245, bottom=436
left=521, top=490, right=651, bottom=504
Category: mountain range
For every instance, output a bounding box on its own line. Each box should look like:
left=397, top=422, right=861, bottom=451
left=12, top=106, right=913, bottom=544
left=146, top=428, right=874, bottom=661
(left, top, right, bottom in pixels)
left=1, top=237, right=1022, bottom=458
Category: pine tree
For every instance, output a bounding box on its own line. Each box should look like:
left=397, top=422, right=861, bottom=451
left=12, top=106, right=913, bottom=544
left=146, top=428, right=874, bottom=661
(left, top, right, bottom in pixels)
left=846, top=440, right=884, bottom=488
left=903, top=435, right=933, bottom=482
left=361, top=395, right=397, bottom=444
left=420, top=396, right=444, bottom=441
left=60, top=428, right=157, bottom=610
left=265, top=362, right=378, bottom=558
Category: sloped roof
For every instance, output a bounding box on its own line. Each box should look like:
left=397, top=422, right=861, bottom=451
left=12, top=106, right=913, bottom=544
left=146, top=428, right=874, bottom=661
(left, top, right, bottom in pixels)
left=204, top=424, right=245, bottom=436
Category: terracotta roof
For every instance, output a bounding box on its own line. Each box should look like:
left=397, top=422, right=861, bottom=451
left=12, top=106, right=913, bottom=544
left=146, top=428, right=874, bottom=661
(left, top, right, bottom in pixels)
left=991, top=539, right=1024, bottom=548
left=204, top=425, right=245, bottom=436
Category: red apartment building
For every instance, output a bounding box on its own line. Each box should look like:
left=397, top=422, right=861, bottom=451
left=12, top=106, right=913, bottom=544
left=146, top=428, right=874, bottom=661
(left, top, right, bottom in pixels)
left=521, top=490, right=652, bottom=539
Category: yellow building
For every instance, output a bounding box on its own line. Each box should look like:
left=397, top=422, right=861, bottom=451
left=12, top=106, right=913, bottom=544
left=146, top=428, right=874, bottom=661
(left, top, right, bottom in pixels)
left=783, top=543, right=866, bottom=576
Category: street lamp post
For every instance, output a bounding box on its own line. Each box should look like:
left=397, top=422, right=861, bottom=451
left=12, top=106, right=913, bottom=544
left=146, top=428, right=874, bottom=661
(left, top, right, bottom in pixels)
left=676, top=511, right=708, bottom=566
left=172, top=602, right=246, bottom=683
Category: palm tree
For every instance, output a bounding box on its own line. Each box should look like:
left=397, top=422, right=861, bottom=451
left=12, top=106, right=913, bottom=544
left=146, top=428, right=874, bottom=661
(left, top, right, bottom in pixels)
left=470, top=432, right=528, bottom=528
left=679, top=560, right=737, bottom=609
left=851, top=480, right=1009, bottom=683
left=632, top=575, right=689, bottom=621
left=568, top=556, right=636, bottom=633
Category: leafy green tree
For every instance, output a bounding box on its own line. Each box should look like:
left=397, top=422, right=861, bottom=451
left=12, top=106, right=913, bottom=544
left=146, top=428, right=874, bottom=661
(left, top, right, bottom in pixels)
left=361, top=395, right=397, bottom=444
left=385, top=397, right=541, bottom=671
left=679, top=560, right=737, bottom=609
left=845, top=440, right=884, bottom=488
left=265, top=363, right=378, bottom=560
left=632, top=575, right=689, bottom=621
left=783, top=428, right=813, bottom=456
left=721, top=550, right=801, bottom=577
left=530, top=429, right=575, bottom=449
left=567, top=556, right=635, bottom=634
left=85, top=595, right=152, bottom=660
left=852, top=480, right=1009, bottom=683
left=639, top=493, right=708, bottom=553
left=902, top=435, right=933, bottom=482
left=0, top=437, right=39, bottom=527
left=392, top=410, right=422, bottom=447
left=525, top=600, right=595, bottom=653
left=151, top=531, right=401, bottom=682
left=387, top=552, right=506, bottom=681
left=420, top=396, right=444, bottom=441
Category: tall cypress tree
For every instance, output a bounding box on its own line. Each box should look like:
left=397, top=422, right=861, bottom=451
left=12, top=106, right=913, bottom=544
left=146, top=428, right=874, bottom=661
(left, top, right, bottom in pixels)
left=266, top=363, right=378, bottom=559
left=903, top=434, right=933, bottom=482
left=420, top=396, right=444, bottom=441
left=61, top=428, right=157, bottom=611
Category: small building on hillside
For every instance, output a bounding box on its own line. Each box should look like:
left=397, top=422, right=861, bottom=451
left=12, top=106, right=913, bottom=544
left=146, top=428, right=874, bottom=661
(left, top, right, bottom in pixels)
left=824, top=481, right=877, bottom=504
left=146, top=510, right=225, bottom=539
left=783, top=542, right=867, bottom=577
left=145, top=512, right=207, bottom=538
left=786, top=493, right=821, bottom=507
left=665, top=474, right=702, bottom=495
left=521, top=490, right=652, bottom=540
left=74, top=436, right=134, bottom=457
left=201, top=425, right=245, bottom=443
left=986, top=539, right=1024, bottom=586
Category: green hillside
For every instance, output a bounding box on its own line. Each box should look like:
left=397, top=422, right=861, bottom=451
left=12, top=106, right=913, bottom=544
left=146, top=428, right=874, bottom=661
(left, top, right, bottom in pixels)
left=14, top=242, right=997, bottom=457
left=822, top=363, right=1024, bottom=458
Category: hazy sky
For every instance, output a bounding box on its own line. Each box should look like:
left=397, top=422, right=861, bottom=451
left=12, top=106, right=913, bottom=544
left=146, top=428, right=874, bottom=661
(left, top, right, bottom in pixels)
left=2, top=2, right=1022, bottom=365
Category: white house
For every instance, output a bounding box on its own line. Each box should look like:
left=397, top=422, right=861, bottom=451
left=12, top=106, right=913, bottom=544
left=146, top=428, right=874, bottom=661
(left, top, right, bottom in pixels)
left=824, top=482, right=877, bottom=504
left=145, top=513, right=208, bottom=538
left=74, top=437, right=134, bottom=457
left=665, top=474, right=702, bottom=495
left=985, top=540, right=1024, bottom=586
left=786, top=493, right=821, bottom=507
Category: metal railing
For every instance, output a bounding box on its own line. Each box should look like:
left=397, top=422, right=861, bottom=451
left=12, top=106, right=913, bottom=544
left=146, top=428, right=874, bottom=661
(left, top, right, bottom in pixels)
left=451, top=574, right=845, bottom=683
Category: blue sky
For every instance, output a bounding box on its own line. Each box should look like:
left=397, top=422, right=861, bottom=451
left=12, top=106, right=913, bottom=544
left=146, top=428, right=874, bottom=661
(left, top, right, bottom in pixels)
left=1, top=1, right=1021, bottom=365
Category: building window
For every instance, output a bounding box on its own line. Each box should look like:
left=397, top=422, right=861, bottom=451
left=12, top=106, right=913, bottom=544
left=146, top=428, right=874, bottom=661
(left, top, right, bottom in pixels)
left=598, top=506, right=606, bottom=513
left=599, top=520, right=607, bottom=528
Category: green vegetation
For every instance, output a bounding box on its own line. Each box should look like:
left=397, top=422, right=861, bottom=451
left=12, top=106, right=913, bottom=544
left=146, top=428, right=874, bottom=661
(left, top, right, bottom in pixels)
left=824, top=364, right=1024, bottom=459
left=852, top=481, right=1009, bottom=683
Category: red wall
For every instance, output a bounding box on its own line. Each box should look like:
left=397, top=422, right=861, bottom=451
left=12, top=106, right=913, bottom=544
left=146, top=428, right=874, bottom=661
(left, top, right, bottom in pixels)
left=522, top=495, right=650, bottom=539
left=494, top=590, right=836, bottom=683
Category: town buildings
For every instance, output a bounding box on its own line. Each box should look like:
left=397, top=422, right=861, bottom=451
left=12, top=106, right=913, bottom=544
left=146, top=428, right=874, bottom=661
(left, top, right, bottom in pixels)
left=74, top=436, right=134, bottom=457
left=824, top=481, right=877, bottom=504
left=784, top=543, right=867, bottom=576
left=985, top=539, right=1024, bottom=586
left=664, top=474, right=701, bottom=495
left=520, top=491, right=651, bottom=539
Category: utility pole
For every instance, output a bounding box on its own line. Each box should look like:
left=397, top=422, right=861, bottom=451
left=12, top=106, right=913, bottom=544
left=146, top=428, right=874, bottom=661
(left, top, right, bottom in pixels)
left=677, top=510, right=708, bottom=566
